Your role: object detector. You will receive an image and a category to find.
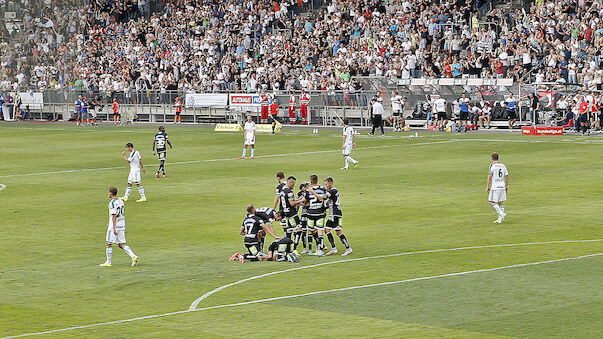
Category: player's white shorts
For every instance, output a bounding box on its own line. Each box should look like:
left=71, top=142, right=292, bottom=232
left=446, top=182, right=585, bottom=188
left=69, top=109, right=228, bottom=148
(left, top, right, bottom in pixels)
left=488, top=189, right=506, bottom=203
left=343, top=144, right=353, bottom=156
left=244, top=136, right=255, bottom=146
left=128, top=170, right=141, bottom=184
left=106, top=228, right=126, bottom=244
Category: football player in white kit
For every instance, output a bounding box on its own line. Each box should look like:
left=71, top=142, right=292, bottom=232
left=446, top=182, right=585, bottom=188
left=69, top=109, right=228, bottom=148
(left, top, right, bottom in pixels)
left=100, top=186, right=139, bottom=267
left=122, top=143, right=147, bottom=202
left=487, top=152, right=509, bottom=223
left=341, top=119, right=358, bottom=169
left=239, top=115, right=256, bottom=159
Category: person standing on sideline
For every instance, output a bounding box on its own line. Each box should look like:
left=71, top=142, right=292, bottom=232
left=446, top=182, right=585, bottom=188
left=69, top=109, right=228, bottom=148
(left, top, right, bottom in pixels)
left=299, top=89, right=311, bottom=124
left=288, top=91, right=296, bottom=124
left=239, top=115, right=256, bottom=159
left=369, top=97, right=385, bottom=135
left=122, top=143, right=147, bottom=202
left=99, top=186, right=139, bottom=267
left=112, top=98, right=121, bottom=124
left=459, top=93, right=470, bottom=132
left=505, top=94, right=517, bottom=129
left=269, top=95, right=279, bottom=135
left=487, top=152, right=508, bottom=223
left=174, top=97, right=182, bottom=124
left=75, top=95, right=82, bottom=125
left=260, top=90, right=270, bottom=124
left=341, top=119, right=358, bottom=169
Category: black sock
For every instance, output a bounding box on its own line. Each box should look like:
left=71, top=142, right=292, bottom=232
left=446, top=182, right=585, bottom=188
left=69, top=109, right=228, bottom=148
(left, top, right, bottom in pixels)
left=259, top=238, right=264, bottom=252
left=307, top=233, right=313, bottom=251
left=318, top=235, right=324, bottom=251
left=293, top=231, right=301, bottom=250
left=272, top=124, right=275, bottom=133
left=338, top=233, right=350, bottom=249
left=327, top=232, right=336, bottom=248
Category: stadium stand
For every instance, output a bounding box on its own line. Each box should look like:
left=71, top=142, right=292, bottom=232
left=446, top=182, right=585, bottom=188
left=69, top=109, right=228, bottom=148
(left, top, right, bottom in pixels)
left=0, top=0, right=601, bottom=129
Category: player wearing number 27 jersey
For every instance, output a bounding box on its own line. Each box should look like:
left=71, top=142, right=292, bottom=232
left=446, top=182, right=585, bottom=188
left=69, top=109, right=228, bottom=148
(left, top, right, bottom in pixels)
left=487, top=152, right=509, bottom=224
left=153, top=126, right=173, bottom=178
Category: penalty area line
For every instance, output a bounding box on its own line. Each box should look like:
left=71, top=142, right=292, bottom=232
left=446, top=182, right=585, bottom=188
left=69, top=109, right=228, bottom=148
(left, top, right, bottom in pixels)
left=0, top=140, right=454, bottom=179
left=3, top=241, right=602, bottom=338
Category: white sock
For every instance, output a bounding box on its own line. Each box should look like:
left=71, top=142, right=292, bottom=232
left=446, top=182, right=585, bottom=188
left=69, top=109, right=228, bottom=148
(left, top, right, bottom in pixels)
left=122, top=245, right=136, bottom=259
left=251, top=148, right=255, bottom=157
left=124, top=186, right=132, bottom=199
left=344, top=157, right=349, bottom=169
left=491, top=203, right=503, bottom=215
left=138, top=186, right=146, bottom=199
left=348, top=156, right=357, bottom=164
left=500, top=206, right=505, bottom=213
left=106, top=246, right=113, bottom=264
left=242, top=148, right=247, bottom=157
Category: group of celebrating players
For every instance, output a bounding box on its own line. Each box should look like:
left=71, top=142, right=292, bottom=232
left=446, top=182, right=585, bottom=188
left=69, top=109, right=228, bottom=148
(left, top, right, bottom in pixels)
left=230, top=172, right=353, bottom=263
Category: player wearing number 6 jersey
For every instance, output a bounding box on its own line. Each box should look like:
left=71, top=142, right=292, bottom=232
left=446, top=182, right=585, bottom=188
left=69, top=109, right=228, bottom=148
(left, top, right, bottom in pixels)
left=100, top=187, right=139, bottom=267
left=487, top=152, right=509, bottom=223
left=153, top=126, right=173, bottom=178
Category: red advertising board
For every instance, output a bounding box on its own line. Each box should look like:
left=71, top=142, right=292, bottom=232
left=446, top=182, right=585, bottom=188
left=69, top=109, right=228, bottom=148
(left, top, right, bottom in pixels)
left=521, top=126, right=563, bottom=136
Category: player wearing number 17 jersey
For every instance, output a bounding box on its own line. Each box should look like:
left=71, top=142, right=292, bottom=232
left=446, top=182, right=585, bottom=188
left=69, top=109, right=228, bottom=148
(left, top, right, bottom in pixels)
left=487, top=152, right=509, bottom=223
left=153, top=126, right=173, bottom=178
left=100, top=187, right=139, bottom=267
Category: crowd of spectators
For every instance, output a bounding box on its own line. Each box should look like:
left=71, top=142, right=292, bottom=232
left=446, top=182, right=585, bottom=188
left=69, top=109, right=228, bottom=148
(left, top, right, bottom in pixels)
left=0, top=0, right=603, bottom=101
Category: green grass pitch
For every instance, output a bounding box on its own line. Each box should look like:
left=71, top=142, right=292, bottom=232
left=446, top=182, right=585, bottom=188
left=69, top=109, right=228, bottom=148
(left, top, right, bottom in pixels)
left=1, top=124, right=602, bottom=338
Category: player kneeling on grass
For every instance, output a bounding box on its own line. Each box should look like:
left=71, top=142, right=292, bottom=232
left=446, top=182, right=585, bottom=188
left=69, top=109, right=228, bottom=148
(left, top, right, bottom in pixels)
left=122, top=143, right=147, bottom=202
left=230, top=205, right=279, bottom=263
left=264, top=237, right=299, bottom=262
left=239, top=115, right=256, bottom=159
left=487, top=152, right=509, bottom=224
left=100, top=187, right=139, bottom=267
left=308, top=177, right=353, bottom=256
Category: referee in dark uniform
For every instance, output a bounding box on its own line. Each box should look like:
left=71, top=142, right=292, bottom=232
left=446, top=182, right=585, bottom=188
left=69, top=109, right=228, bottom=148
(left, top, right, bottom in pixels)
left=369, top=97, right=385, bottom=135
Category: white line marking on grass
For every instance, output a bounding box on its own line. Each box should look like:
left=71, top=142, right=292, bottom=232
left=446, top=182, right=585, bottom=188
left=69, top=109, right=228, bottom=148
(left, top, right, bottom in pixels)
left=4, top=249, right=601, bottom=338
left=188, top=238, right=603, bottom=310
left=0, top=140, right=454, bottom=179
left=0, top=184, right=5, bottom=191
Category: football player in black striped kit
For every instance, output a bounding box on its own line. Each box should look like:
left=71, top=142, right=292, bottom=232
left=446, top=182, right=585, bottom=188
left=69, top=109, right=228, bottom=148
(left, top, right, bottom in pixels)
left=308, top=177, right=352, bottom=256
left=152, top=126, right=173, bottom=178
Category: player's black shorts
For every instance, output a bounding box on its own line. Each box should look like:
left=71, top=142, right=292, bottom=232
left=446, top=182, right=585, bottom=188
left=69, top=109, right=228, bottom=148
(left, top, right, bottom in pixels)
left=114, top=113, right=120, bottom=116
left=392, top=110, right=401, bottom=117
left=307, top=215, right=326, bottom=229
left=175, top=111, right=181, bottom=116
left=507, top=111, right=517, bottom=120
left=244, top=241, right=261, bottom=256
left=436, top=112, right=446, bottom=120
left=283, top=215, right=301, bottom=231
left=326, top=216, right=342, bottom=230
left=459, top=111, right=469, bottom=120
left=578, top=113, right=588, bottom=123
left=157, top=151, right=166, bottom=161
left=268, top=237, right=293, bottom=254
left=269, top=114, right=278, bottom=122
